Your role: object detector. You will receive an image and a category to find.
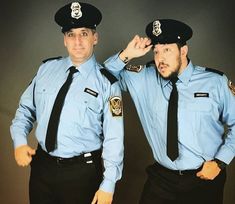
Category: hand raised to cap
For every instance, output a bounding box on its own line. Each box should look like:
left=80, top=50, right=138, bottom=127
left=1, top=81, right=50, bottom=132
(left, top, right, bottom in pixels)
left=119, top=35, right=152, bottom=63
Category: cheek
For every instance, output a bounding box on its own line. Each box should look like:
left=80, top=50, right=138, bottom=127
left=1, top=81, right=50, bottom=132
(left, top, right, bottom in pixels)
left=154, top=55, right=159, bottom=64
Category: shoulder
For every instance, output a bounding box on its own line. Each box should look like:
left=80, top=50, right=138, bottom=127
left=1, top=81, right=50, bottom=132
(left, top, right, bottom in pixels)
left=204, top=67, right=224, bottom=76
left=42, top=56, right=63, bottom=63
left=98, top=64, right=118, bottom=85
left=194, top=66, right=224, bottom=78
left=37, top=56, right=65, bottom=75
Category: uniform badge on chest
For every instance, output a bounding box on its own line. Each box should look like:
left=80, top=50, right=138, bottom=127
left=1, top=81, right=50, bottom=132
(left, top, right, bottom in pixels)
left=84, top=88, right=98, bottom=97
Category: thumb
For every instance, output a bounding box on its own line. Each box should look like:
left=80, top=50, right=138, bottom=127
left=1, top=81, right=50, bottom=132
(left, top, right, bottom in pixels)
left=91, top=192, right=98, bottom=204
left=196, top=170, right=202, bottom=177
left=28, top=147, right=36, bottom=156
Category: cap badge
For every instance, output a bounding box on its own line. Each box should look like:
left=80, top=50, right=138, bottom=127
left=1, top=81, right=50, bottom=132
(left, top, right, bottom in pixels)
left=152, top=20, right=162, bottom=37
left=71, top=2, right=82, bottom=19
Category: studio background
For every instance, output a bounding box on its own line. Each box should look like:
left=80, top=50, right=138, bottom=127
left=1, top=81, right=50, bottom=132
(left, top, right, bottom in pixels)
left=1, top=0, right=234, bottom=203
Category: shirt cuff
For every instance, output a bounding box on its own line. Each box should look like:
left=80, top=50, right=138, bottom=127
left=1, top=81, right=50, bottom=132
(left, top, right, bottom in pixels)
left=215, top=146, right=234, bottom=164
left=99, top=179, right=116, bottom=193
left=13, top=136, right=27, bottom=149
left=104, top=52, right=126, bottom=72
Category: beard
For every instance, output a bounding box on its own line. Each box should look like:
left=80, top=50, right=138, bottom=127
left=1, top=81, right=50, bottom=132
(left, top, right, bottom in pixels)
left=157, top=55, right=182, bottom=80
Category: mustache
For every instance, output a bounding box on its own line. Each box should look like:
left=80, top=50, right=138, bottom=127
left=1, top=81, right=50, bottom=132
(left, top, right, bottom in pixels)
left=158, top=62, right=169, bottom=67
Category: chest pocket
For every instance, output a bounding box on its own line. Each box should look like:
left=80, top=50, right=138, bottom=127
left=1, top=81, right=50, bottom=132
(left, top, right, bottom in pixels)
left=34, top=84, right=58, bottom=114
left=80, top=95, right=103, bottom=128
left=179, top=97, right=219, bottom=136
left=184, top=98, right=212, bottom=112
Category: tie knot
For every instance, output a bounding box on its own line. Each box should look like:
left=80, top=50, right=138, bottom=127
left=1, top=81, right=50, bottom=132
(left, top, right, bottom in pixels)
left=170, top=77, right=178, bottom=85
left=69, top=66, right=78, bottom=74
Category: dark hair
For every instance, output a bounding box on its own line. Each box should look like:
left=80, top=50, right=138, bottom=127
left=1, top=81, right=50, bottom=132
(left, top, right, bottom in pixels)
left=176, top=41, right=186, bottom=49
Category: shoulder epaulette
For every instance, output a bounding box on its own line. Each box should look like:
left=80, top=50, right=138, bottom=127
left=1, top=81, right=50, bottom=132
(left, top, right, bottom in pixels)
left=146, top=60, right=155, bottom=67
left=42, top=56, right=62, bottom=63
left=205, top=67, right=224, bottom=76
left=125, top=64, right=144, bottom=72
left=100, top=68, right=118, bottom=85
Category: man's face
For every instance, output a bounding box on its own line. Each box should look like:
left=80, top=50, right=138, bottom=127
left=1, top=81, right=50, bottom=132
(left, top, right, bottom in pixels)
left=153, top=43, right=185, bottom=80
left=64, top=27, right=98, bottom=66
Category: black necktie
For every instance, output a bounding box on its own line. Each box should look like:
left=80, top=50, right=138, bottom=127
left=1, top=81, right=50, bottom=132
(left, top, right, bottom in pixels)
left=45, top=66, right=78, bottom=152
left=167, top=77, right=179, bottom=161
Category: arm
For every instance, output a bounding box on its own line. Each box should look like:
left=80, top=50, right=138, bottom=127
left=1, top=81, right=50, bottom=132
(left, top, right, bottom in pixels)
left=92, top=82, right=124, bottom=204
left=10, top=77, right=37, bottom=166
left=104, top=35, right=152, bottom=77
left=197, top=75, right=235, bottom=180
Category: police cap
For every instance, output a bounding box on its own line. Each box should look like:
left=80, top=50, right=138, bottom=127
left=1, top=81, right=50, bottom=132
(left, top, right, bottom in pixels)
left=145, top=19, right=193, bottom=45
left=55, top=2, right=102, bottom=33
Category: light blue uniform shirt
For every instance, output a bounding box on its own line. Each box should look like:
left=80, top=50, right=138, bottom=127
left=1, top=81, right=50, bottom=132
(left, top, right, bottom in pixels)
left=104, top=53, right=235, bottom=170
left=10, top=55, right=124, bottom=193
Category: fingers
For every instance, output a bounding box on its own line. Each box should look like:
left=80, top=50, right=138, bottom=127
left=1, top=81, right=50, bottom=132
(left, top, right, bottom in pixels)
left=14, top=145, right=35, bottom=167
left=28, top=148, right=36, bottom=156
left=196, top=171, right=208, bottom=180
left=134, top=37, right=151, bottom=49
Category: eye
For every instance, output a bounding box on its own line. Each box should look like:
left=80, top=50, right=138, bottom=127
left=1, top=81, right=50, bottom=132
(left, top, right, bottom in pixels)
left=66, top=32, right=74, bottom=37
left=81, top=31, right=88, bottom=37
left=153, top=50, right=158, bottom=55
left=164, top=48, right=171, bottom=53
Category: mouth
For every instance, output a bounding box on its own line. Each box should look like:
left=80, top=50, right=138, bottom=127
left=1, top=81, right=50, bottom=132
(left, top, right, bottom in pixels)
left=158, top=63, right=168, bottom=72
left=73, top=47, right=84, bottom=51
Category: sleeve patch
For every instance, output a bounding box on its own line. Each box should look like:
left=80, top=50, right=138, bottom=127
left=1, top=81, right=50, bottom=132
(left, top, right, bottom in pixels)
left=125, top=64, right=144, bottom=72
left=228, top=80, right=235, bottom=95
left=109, top=96, right=123, bottom=117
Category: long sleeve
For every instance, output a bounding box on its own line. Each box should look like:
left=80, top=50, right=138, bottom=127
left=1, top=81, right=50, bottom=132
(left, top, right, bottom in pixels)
left=10, top=77, right=37, bottom=148
left=99, top=81, right=124, bottom=193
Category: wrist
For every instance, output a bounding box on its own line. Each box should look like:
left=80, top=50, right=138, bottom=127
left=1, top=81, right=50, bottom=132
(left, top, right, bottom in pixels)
left=213, top=158, right=227, bottom=170
left=119, top=49, right=132, bottom=64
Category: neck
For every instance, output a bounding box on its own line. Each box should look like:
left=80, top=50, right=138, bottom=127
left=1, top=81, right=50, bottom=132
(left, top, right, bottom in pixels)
left=178, top=57, right=189, bottom=75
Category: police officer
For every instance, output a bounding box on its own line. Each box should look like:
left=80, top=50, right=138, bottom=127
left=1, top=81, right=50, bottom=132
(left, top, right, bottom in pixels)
left=10, top=2, right=124, bottom=204
left=104, top=19, right=235, bottom=204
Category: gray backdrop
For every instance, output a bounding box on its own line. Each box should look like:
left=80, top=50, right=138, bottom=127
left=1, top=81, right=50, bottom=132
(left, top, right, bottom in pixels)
left=1, top=0, right=234, bottom=203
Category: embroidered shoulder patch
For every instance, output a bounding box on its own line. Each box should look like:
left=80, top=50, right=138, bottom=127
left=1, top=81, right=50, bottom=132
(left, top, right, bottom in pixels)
left=109, top=96, right=123, bottom=117
left=228, top=80, right=235, bottom=95
left=125, top=64, right=144, bottom=73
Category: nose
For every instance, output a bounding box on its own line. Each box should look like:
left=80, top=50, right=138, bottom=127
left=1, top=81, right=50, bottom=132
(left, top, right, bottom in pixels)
left=155, top=52, right=165, bottom=64
left=75, top=35, right=82, bottom=45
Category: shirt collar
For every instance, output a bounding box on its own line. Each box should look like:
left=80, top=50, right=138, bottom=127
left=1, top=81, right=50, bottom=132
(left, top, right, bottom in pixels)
left=161, top=60, right=194, bottom=87
left=64, top=54, right=96, bottom=79
left=178, top=60, right=194, bottom=86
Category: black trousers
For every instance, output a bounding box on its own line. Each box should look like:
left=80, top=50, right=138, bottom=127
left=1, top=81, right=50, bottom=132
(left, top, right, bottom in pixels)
left=139, top=162, right=226, bottom=204
left=29, top=147, right=103, bottom=204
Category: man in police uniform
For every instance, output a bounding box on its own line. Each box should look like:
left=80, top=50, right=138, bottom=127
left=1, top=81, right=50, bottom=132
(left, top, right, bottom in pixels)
left=104, top=19, right=235, bottom=204
left=10, top=2, right=124, bottom=204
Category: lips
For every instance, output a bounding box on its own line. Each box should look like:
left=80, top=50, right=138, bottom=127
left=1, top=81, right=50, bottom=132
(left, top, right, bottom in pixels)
left=158, top=63, right=168, bottom=71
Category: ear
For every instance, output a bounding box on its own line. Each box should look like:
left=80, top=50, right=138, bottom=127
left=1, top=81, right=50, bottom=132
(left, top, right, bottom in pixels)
left=93, top=32, right=98, bottom=46
left=64, top=35, right=67, bottom=47
left=181, top=45, right=188, bottom=57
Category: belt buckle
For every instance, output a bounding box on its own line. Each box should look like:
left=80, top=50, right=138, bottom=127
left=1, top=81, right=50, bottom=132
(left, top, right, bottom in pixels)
left=56, top=157, right=64, bottom=165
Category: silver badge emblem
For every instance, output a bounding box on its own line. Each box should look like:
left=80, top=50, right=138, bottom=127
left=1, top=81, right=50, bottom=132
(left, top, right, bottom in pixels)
left=71, top=2, right=82, bottom=19
left=152, top=20, right=162, bottom=37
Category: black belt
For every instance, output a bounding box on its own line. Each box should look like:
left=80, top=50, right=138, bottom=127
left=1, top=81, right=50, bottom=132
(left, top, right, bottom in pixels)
left=36, top=145, right=101, bottom=165
left=154, top=162, right=202, bottom=176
